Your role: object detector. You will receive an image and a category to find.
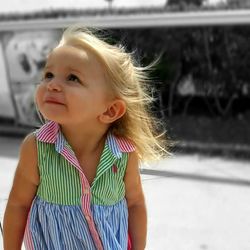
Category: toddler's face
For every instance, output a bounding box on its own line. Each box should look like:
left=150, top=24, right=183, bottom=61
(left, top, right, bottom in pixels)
left=35, top=45, right=112, bottom=126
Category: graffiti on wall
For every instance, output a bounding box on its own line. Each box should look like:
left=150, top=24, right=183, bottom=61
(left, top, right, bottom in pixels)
left=3, top=30, right=60, bottom=126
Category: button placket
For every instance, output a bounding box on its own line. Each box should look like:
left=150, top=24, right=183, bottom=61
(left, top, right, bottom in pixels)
left=61, top=150, right=103, bottom=250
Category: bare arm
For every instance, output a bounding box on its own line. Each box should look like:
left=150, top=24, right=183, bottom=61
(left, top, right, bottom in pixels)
left=125, top=151, right=147, bottom=250
left=3, top=133, right=39, bottom=250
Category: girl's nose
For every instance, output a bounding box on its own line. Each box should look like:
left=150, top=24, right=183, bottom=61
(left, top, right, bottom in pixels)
left=47, top=79, right=62, bottom=92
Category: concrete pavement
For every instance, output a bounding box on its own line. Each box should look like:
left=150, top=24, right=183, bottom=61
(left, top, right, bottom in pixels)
left=1, top=135, right=250, bottom=250
left=141, top=156, right=250, bottom=250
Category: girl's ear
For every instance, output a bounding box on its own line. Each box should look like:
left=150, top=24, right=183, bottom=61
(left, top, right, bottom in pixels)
left=99, top=99, right=126, bottom=124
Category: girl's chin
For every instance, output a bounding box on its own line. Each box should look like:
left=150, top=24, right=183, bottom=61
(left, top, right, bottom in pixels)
left=41, top=113, right=65, bottom=124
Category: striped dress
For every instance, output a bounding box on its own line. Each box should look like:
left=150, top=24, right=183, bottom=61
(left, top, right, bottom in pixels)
left=23, top=121, right=135, bottom=250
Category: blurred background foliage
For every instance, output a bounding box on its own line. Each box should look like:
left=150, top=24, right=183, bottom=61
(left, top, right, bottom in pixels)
left=106, top=24, right=250, bottom=150
left=111, top=26, right=250, bottom=118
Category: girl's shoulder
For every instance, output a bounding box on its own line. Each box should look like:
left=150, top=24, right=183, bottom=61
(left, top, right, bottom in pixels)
left=21, top=132, right=37, bottom=155
left=17, top=132, right=39, bottom=185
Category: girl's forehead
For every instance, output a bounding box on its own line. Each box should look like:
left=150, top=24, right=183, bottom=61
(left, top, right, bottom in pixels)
left=46, top=45, right=92, bottom=65
left=44, top=45, right=108, bottom=79
left=44, top=44, right=108, bottom=86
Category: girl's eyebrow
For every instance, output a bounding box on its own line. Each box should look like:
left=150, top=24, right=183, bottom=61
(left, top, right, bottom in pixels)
left=68, top=67, right=84, bottom=75
left=43, top=65, right=82, bottom=74
left=43, top=64, right=52, bottom=71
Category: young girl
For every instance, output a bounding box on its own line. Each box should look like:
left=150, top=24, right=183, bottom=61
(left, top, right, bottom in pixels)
left=3, top=25, right=168, bottom=250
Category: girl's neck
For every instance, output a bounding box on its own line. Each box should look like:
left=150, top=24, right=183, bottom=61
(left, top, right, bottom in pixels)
left=60, top=123, right=108, bottom=156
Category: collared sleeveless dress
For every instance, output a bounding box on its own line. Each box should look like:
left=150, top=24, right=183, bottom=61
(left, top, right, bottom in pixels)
left=23, top=121, right=135, bottom=250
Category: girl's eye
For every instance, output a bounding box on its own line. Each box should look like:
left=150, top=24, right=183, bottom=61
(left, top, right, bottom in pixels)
left=44, top=72, right=54, bottom=79
left=68, top=74, right=80, bottom=83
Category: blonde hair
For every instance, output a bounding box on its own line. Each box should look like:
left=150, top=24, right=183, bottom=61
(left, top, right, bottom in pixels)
left=58, top=25, right=170, bottom=162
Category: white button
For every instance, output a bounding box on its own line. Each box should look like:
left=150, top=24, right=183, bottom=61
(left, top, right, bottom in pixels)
left=83, top=188, right=89, bottom=194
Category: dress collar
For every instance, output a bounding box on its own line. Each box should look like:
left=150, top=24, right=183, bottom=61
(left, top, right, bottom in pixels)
left=35, top=121, right=135, bottom=158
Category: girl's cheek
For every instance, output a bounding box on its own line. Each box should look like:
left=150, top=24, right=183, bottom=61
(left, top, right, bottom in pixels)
left=35, top=85, right=44, bottom=108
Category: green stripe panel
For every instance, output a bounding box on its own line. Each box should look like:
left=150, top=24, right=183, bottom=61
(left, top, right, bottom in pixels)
left=37, top=142, right=82, bottom=205
left=91, top=150, right=128, bottom=205
left=36, top=140, right=128, bottom=206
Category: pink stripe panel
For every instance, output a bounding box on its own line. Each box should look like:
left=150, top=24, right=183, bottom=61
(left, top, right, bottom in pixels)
left=37, top=121, right=58, bottom=143
left=116, top=137, right=135, bottom=152
left=24, top=212, right=34, bottom=250
left=80, top=176, right=103, bottom=250
left=61, top=148, right=82, bottom=174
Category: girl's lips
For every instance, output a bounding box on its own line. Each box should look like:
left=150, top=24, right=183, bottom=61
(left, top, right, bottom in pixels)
left=44, top=97, right=65, bottom=105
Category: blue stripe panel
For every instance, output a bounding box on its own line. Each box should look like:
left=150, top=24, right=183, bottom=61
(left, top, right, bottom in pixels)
left=26, top=197, right=128, bottom=250
left=29, top=197, right=96, bottom=249
left=55, top=130, right=65, bottom=153
left=92, top=199, right=128, bottom=250
left=106, top=133, right=122, bottom=158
